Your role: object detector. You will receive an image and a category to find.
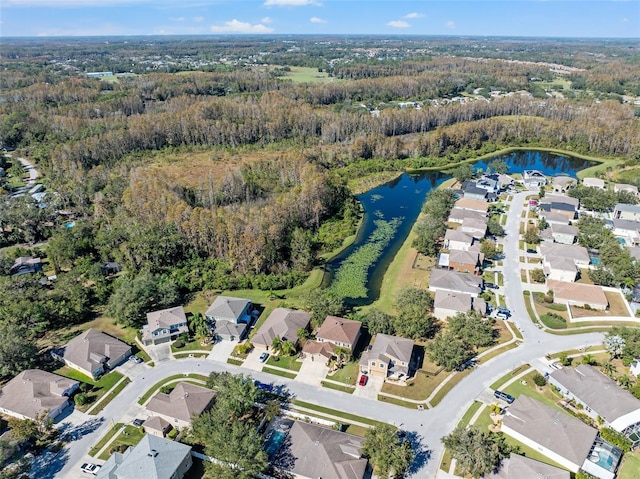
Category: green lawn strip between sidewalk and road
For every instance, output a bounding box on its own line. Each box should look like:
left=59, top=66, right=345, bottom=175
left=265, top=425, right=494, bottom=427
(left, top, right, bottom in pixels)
left=321, top=381, right=355, bottom=394
left=97, top=425, right=145, bottom=461
left=89, top=377, right=131, bottom=415
left=430, top=368, right=475, bottom=407
left=137, top=374, right=209, bottom=405
left=262, top=366, right=297, bottom=379
left=88, top=423, right=124, bottom=457
left=266, top=354, right=302, bottom=372
left=291, top=400, right=391, bottom=429
left=377, top=395, right=424, bottom=409
left=489, top=364, right=531, bottom=391
left=227, top=358, right=243, bottom=366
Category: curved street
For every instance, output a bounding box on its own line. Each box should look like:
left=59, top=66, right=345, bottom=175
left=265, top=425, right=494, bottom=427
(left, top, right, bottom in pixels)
left=54, top=189, right=605, bottom=479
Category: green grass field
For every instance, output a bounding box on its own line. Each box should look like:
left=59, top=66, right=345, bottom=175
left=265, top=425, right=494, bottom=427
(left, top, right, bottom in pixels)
left=277, top=66, right=337, bottom=83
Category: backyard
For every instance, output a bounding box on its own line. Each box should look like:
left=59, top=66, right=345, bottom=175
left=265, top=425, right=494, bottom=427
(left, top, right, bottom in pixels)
left=570, top=291, right=631, bottom=319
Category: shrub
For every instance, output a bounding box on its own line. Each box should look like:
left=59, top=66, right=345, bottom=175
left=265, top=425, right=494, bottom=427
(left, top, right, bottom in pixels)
left=532, top=373, right=546, bottom=387
left=160, top=385, right=175, bottom=394
left=599, top=427, right=632, bottom=452
left=237, top=342, right=253, bottom=355
left=559, top=352, right=573, bottom=366
left=74, top=393, right=89, bottom=406
left=173, top=339, right=185, bottom=349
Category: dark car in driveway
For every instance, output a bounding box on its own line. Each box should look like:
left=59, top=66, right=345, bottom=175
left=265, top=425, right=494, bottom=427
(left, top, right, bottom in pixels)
left=494, top=390, right=515, bottom=404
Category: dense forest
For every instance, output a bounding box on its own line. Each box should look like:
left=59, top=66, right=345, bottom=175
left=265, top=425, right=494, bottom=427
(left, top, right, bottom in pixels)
left=0, top=36, right=639, bottom=377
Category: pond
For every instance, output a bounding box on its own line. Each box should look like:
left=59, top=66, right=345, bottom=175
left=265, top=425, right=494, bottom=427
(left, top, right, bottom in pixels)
left=324, top=149, right=595, bottom=305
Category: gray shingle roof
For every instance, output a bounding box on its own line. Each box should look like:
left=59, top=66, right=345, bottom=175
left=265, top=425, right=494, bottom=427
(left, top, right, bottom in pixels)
left=316, top=316, right=362, bottom=345
left=145, top=306, right=187, bottom=330
left=96, top=434, right=191, bottom=479
left=444, top=229, right=474, bottom=244
left=252, top=308, right=311, bottom=347
left=502, top=396, right=597, bottom=467
left=55, top=329, right=131, bottom=376
left=485, top=453, right=570, bottom=479
left=360, top=333, right=413, bottom=366
left=429, top=269, right=482, bottom=295
left=146, top=382, right=216, bottom=423
left=434, top=290, right=472, bottom=311
left=277, top=421, right=367, bottom=479
left=550, top=365, right=640, bottom=426
left=205, top=296, right=251, bottom=322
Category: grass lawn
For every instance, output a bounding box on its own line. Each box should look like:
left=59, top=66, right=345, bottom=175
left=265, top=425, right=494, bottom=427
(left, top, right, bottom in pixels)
left=326, top=361, right=359, bottom=385
left=440, top=449, right=453, bottom=473
left=577, top=268, right=595, bottom=284
left=570, top=291, right=631, bottom=318
left=617, top=448, right=640, bottom=479
left=89, top=377, right=131, bottom=415
left=262, top=366, right=297, bottom=379
left=503, top=372, right=564, bottom=412
left=98, top=425, right=145, bottom=460
left=227, top=358, right=243, bottom=366
left=490, top=364, right=531, bottom=390
left=292, top=400, right=390, bottom=429
left=430, top=368, right=474, bottom=406
left=171, top=338, right=213, bottom=353
left=458, top=401, right=484, bottom=427
left=381, top=367, right=447, bottom=401
left=53, top=368, right=124, bottom=412
left=266, top=354, right=302, bottom=372
left=277, top=66, right=337, bottom=83
left=88, top=423, right=123, bottom=457
left=344, top=424, right=369, bottom=437
left=137, top=374, right=209, bottom=405
left=321, top=381, right=354, bottom=394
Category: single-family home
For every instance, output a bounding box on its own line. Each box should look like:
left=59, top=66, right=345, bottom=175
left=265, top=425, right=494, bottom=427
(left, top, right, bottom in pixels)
left=614, top=203, right=640, bottom=221
left=95, top=434, right=192, bottom=479
left=448, top=249, right=484, bottom=274
left=552, top=176, right=577, bottom=193
left=546, top=279, right=609, bottom=310
left=630, top=358, right=640, bottom=378
left=463, top=184, right=489, bottom=201
left=523, top=170, right=547, bottom=188
left=501, top=396, right=605, bottom=476
left=540, top=243, right=590, bottom=268
left=433, top=290, right=486, bottom=320
left=303, top=316, right=362, bottom=359
left=205, top=296, right=253, bottom=341
left=614, top=184, right=639, bottom=196
left=252, top=308, right=311, bottom=351
left=454, top=198, right=489, bottom=214
left=271, top=420, right=368, bottom=479
left=543, top=256, right=579, bottom=282
left=549, top=364, right=640, bottom=447
left=359, top=334, right=414, bottom=380
left=550, top=223, right=578, bottom=245
left=461, top=217, right=488, bottom=239
left=583, top=177, right=606, bottom=190
left=141, top=306, right=189, bottom=346
left=142, top=416, right=172, bottom=438
left=447, top=207, right=486, bottom=224
left=484, top=453, right=570, bottom=479
left=539, top=196, right=578, bottom=221
left=429, top=269, right=483, bottom=297
left=475, top=176, right=500, bottom=194
left=539, top=210, right=571, bottom=226
left=0, top=369, right=79, bottom=421
left=444, top=229, right=475, bottom=251
left=9, top=256, right=42, bottom=276
left=146, top=382, right=216, bottom=429
left=611, top=219, right=640, bottom=245
left=496, top=173, right=515, bottom=190
left=51, top=328, right=132, bottom=380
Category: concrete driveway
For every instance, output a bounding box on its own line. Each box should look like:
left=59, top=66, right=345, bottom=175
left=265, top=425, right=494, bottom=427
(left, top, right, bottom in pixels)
left=208, top=340, right=237, bottom=363
left=116, top=360, right=151, bottom=379
left=243, top=348, right=268, bottom=371
left=353, top=374, right=384, bottom=399
left=297, top=359, right=330, bottom=386
left=146, top=343, right=172, bottom=363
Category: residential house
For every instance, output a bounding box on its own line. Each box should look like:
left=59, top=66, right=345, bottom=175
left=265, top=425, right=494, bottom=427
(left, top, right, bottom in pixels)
left=539, top=195, right=578, bottom=221
left=95, top=434, right=192, bottom=479
left=549, top=365, right=640, bottom=447
left=461, top=217, right=488, bottom=239
left=272, top=420, right=368, bottom=479
left=205, top=295, right=252, bottom=341
left=502, top=396, right=610, bottom=477
left=546, top=279, right=608, bottom=310
left=454, top=198, right=489, bottom=214
left=142, top=416, right=172, bottom=438
left=447, top=207, right=486, bottom=224
left=9, top=256, right=42, bottom=276
left=543, top=256, right=579, bottom=282
left=474, top=176, right=500, bottom=194
left=542, top=194, right=580, bottom=211
left=433, top=290, right=486, bottom=320
left=0, top=369, right=79, bottom=421
left=429, top=269, right=483, bottom=297
left=611, top=219, right=640, bottom=246
left=447, top=249, right=484, bottom=274
left=141, top=306, right=189, bottom=346
left=252, top=308, right=311, bottom=351
left=496, top=173, right=515, bottom=189
left=463, top=184, right=489, bottom=201
left=485, top=454, right=570, bottom=479
left=444, top=229, right=475, bottom=251
left=359, top=334, right=414, bottom=380
left=146, top=382, right=216, bottom=429
left=523, top=170, right=547, bottom=188
left=51, top=328, right=132, bottom=380
left=540, top=243, right=590, bottom=268
left=552, top=176, right=577, bottom=193
left=614, top=203, right=640, bottom=221
left=614, top=184, right=639, bottom=196
left=312, top=316, right=362, bottom=354
left=583, top=177, right=606, bottom=189
left=550, top=223, right=578, bottom=245
left=539, top=210, right=571, bottom=226
left=631, top=358, right=640, bottom=378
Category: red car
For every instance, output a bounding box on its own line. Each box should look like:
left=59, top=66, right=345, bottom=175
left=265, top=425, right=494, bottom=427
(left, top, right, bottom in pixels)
left=359, top=374, right=368, bottom=386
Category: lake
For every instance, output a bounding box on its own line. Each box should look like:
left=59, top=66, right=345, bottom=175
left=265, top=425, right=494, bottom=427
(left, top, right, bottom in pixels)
left=324, top=149, right=595, bottom=305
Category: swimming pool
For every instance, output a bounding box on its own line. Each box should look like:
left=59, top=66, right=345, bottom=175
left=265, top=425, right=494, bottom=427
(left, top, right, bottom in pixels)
left=587, top=440, right=622, bottom=472
left=263, top=418, right=293, bottom=457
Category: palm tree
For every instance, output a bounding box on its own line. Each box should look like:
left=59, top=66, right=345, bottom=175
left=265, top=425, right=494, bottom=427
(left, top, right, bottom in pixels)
left=582, top=354, right=597, bottom=366
left=281, top=340, right=296, bottom=357
left=271, top=336, right=283, bottom=355
left=601, top=361, right=616, bottom=377
left=618, top=375, right=632, bottom=389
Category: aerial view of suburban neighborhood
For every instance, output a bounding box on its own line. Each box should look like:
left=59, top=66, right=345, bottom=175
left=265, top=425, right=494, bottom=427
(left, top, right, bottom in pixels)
left=1, top=1, right=640, bottom=479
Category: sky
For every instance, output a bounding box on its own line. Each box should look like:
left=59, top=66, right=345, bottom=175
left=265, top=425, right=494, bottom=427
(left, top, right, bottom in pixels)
left=0, top=0, right=638, bottom=38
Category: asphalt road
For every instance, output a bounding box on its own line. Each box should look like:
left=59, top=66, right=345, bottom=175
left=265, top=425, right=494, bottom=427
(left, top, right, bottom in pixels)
left=54, top=189, right=604, bottom=479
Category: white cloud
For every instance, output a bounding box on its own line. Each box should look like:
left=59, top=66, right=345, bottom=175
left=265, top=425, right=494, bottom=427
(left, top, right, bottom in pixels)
left=405, top=12, right=423, bottom=19
left=169, top=16, right=185, bottom=22
left=310, top=16, right=326, bottom=23
left=388, top=20, right=410, bottom=28
left=622, top=17, right=629, bottom=23
left=263, top=0, right=320, bottom=6
left=193, top=16, right=205, bottom=23
left=446, top=20, right=456, bottom=29
left=210, top=19, right=274, bottom=33
left=261, top=16, right=273, bottom=23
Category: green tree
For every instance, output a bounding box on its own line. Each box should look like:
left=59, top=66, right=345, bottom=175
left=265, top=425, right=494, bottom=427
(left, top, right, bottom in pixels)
left=281, top=340, right=296, bottom=356
left=302, top=290, right=345, bottom=326
left=480, top=240, right=498, bottom=260
left=289, top=227, right=314, bottom=271
left=530, top=268, right=546, bottom=283
left=450, top=163, right=475, bottom=183
left=0, top=322, right=37, bottom=379
left=604, top=334, right=625, bottom=359
left=532, top=373, right=546, bottom=386
left=394, top=288, right=437, bottom=339
left=487, top=217, right=505, bottom=237
left=523, top=225, right=540, bottom=244
left=487, top=159, right=508, bottom=175
left=427, top=331, right=474, bottom=371
left=599, top=427, right=632, bottom=452
left=601, top=361, right=616, bottom=377
left=581, top=354, right=597, bottom=366
left=362, top=424, right=414, bottom=479
left=576, top=216, right=613, bottom=250
left=442, top=426, right=513, bottom=478
left=447, top=310, right=496, bottom=348
left=360, top=308, right=396, bottom=335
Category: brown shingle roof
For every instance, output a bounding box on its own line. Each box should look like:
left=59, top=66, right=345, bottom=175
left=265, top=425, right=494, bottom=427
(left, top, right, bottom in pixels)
left=547, top=280, right=608, bottom=308
left=302, top=341, right=335, bottom=358
left=316, top=316, right=361, bottom=346
left=485, top=454, right=570, bottom=479
left=56, top=328, right=131, bottom=376
left=146, top=382, right=215, bottom=423
left=252, top=308, right=311, bottom=347
left=454, top=198, right=489, bottom=212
